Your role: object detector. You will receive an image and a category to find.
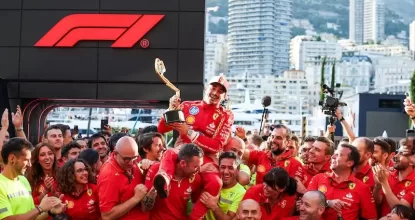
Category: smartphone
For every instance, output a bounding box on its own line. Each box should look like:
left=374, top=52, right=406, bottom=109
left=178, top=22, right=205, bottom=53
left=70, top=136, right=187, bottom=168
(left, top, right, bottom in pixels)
left=101, top=119, right=109, bottom=130
left=406, top=129, right=415, bottom=153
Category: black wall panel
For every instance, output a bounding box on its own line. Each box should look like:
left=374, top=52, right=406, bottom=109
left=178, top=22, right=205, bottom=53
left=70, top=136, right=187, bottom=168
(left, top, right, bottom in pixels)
left=100, top=0, right=179, bottom=11
left=180, top=0, right=206, bottom=11
left=0, top=11, right=21, bottom=47
left=0, top=48, right=19, bottom=79
left=22, top=0, right=99, bottom=10
left=0, top=0, right=22, bottom=9
left=19, top=82, right=97, bottom=99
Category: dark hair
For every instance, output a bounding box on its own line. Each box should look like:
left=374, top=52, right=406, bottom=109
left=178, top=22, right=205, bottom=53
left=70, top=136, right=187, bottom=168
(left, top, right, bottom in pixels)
left=272, top=124, right=292, bottom=140
left=302, top=136, right=316, bottom=145
left=177, top=144, right=204, bottom=162
left=55, top=124, right=71, bottom=137
left=57, top=159, right=94, bottom=194
left=250, top=134, right=263, bottom=146
left=263, top=167, right=297, bottom=196
left=316, top=136, right=334, bottom=155
left=25, top=143, right=57, bottom=191
left=339, top=144, right=360, bottom=170
left=1, top=138, right=33, bottom=164
left=139, top=125, right=158, bottom=135
left=87, top=133, right=107, bottom=148
left=108, top=132, right=128, bottom=152
left=61, top=142, right=81, bottom=158
left=137, top=132, right=165, bottom=158
left=378, top=137, right=396, bottom=153
left=44, top=125, right=62, bottom=138
left=291, top=135, right=299, bottom=144
left=391, top=205, right=415, bottom=219
left=219, top=151, right=241, bottom=167
left=340, top=137, right=350, bottom=143
left=373, top=138, right=390, bottom=154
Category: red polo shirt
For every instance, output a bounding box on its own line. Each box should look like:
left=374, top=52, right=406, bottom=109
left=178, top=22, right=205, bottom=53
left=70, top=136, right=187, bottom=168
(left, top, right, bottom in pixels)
left=308, top=172, right=377, bottom=220
left=97, top=153, right=149, bottom=220
left=32, top=178, right=58, bottom=205
left=303, top=161, right=331, bottom=188
left=62, top=183, right=100, bottom=220
left=243, top=184, right=296, bottom=220
left=248, top=150, right=303, bottom=185
left=354, top=163, right=375, bottom=189
left=145, top=163, right=202, bottom=220
left=380, top=170, right=415, bottom=217
left=282, top=217, right=322, bottom=220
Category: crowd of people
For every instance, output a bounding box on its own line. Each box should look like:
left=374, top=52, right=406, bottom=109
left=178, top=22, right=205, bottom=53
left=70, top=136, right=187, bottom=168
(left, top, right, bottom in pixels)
left=1, top=76, right=415, bottom=220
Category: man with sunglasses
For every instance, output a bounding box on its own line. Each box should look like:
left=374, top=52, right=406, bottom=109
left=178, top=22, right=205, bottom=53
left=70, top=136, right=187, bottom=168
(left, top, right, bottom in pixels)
left=307, top=144, right=377, bottom=220
left=97, top=136, right=149, bottom=220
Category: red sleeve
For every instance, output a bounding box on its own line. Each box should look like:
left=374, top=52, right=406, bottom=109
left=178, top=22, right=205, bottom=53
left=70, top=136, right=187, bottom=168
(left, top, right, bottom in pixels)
left=288, top=159, right=304, bottom=181
left=247, top=150, right=264, bottom=167
left=242, top=185, right=261, bottom=201
left=32, top=189, right=41, bottom=205
left=157, top=116, right=173, bottom=134
left=191, top=174, right=202, bottom=203
left=193, top=110, right=234, bottom=154
left=359, top=184, right=377, bottom=219
left=145, top=163, right=160, bottom=190
left=307, top=174, right=320, bottom=191
left=98, top=172, right=119, bottom=213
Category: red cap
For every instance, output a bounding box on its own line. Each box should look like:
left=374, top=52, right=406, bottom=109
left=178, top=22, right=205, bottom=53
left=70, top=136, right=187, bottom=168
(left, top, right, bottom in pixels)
left=209, top=75, right=230, bottom=92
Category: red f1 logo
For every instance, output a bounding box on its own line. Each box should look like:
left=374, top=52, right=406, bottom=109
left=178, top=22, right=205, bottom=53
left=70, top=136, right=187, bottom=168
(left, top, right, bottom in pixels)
left=35, top=14, right=164, bottom=48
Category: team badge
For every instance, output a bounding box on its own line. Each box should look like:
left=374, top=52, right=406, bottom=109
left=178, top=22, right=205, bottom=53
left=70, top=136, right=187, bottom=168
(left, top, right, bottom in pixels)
left=66, top=200, right=74, bottom=209
left=87, top=189, right=92, bottom=197
left=346, top=193, right=353, bottom=198
left=189, top=106, right=200, bottom=115
left=186, top=116, right=195, bottom=124
left=257, top=165, right=266, bottom=173
left=348, top=183, right=356, bottom=190
left=405, top=181, right=412, bottom=187
left=318, top=185, right=327, bottom=193
left=280, top=200, right=286, bottom=208
left=213, top=113, right=219, bottom=120
left=363, top=176, right=369, bottom=183
left=400, top=190, right=406, bottom=196
left=284, top=160, right=290, bottom=167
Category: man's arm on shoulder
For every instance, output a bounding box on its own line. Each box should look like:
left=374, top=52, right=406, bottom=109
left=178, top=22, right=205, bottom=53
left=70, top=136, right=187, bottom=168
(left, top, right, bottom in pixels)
left=141, top=164, right=159, bottom=212
left=193, top=110, right=234, bottom=153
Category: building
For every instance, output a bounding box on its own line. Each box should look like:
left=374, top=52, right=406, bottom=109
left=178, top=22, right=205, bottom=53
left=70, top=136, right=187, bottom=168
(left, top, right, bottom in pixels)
left=204, top=34, right=228, bottom=81
left=290, top=36, right=342, bottom=70
left=340, top=43, right=412, bottom=59
left=349, top=0, right=385, bottom=44
left=227, top=0, right=292, bottom=76
left=410, top=20, right=415, bottom=52
left=363, top=0, right=385, bottom=43
left=350, top=0, right=364, bottom=44
left=372, top=56, right=415, bottom=94
left=226, top=70, right=311, bottom=115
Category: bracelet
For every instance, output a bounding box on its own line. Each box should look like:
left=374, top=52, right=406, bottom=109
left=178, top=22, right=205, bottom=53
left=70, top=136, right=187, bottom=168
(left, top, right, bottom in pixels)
left=339, top=117, right=345, bottom=122
left=242, top=138, right=248, bottom=142
left=35, top=206, right=43, bottom=214
left=15, top=127, right=23, bottom=131
left=411, top=116, right=415, bottom=120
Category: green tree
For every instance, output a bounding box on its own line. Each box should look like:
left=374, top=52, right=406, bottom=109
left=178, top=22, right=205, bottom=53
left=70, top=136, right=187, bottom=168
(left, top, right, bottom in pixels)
left=320, top=56, right=327, bottom=101
left=331, top=59, right=336, bottom=89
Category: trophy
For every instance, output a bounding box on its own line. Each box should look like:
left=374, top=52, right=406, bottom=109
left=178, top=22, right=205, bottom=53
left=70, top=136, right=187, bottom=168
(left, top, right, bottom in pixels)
left=155, top=58, right=185, bottom=124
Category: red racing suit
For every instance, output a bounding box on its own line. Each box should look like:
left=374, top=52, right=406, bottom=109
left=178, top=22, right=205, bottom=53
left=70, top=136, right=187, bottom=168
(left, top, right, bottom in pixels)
left=158, top=100, right=234, bottom=219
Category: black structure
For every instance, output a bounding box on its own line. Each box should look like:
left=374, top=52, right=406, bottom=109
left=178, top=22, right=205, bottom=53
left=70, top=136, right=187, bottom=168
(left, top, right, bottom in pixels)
left=0, top=0, right=206, bottom=143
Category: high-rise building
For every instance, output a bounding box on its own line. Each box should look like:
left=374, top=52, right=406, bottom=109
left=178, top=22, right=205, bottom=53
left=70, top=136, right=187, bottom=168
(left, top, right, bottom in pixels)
left=204, top=34, right=228, bottom=81
left=227, top=0, right=292, bottom=76
left=363, top=0, right=385, bottom=43
left=290, top=36, right=342, bottom=70
left=350, top=0, right=385, bottom=44
left=410, top=21, right=415, bottom=52
left=350, top=0, right=364, bottom=44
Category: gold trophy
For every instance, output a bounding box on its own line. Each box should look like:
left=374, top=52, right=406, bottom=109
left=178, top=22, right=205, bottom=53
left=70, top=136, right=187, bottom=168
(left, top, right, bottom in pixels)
left=155, top=58, right=185, bottom=124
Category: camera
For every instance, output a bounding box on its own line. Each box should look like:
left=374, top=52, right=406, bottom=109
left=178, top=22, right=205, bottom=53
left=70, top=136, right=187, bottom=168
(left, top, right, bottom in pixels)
left=318, top=84, right=347, bottom=118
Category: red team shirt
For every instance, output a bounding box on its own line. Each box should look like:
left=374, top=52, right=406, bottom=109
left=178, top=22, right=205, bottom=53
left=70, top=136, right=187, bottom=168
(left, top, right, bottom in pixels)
left=145, top=163, right=202, bottom=220
left=302, top=161, right=331, bottom=188
left=354, top=163, right=375, bottom=189
left=62, top=183, right=101, bottom=220
left=32, top=178, right=58, bottom=205
left=248, top=150, right=303, bottom=185
left=308, top=172, right=377, bottom=220
left=379, top=170, right=415, bottom=217
left=243, top=184, right=296, bottom=220
left=97, top=153, right=149, bottom=220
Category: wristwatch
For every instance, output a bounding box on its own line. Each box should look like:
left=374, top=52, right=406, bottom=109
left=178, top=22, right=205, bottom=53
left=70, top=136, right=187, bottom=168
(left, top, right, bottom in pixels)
left=339, top=117, right=345, bottom=122
left=187, top=129, right=198, bottom=142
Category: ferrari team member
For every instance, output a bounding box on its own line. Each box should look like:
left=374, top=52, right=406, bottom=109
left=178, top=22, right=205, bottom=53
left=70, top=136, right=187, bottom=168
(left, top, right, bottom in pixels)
left=142, top=143, right=203, bottom=220
left=235, top=199, right=262, bottom=220
left=242, top=124, right=304, bottom=185
left=282, top=190, right=326, bottom=220
left=155, top=75, right=234, bottom=219
left=307, top=144, right=377, bottom=220
left=351, top=137, right=376, bottom=189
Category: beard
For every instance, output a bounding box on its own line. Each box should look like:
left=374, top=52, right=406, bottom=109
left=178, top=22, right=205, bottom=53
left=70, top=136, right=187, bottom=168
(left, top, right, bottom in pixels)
left=272, top=148, right=284, bottom=156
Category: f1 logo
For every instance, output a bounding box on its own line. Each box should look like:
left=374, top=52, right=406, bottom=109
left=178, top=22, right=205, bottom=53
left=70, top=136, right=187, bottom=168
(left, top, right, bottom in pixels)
left=35, top=14, right=164, bottom=48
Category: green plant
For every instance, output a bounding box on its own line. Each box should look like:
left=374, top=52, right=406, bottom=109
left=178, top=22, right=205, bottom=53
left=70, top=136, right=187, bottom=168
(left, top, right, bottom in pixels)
left=320, top=56, right=327, bottom=101
left=331, top=59, right=336, bottom=89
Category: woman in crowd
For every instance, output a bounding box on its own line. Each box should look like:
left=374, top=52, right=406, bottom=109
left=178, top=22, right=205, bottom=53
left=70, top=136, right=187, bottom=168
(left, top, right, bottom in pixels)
left=26, top=142, right=58, bottom=205
left=78, top=148, right=102, bottom=183
left=57, top=158, right=100, bottom=220
left=243, top=167, right=297, bottom=220
left=380, top=205, right=415, bottom=220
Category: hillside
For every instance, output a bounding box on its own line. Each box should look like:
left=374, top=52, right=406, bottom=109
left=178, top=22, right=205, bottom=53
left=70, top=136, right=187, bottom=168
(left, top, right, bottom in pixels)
left=207, top=0, right=410, bottom=39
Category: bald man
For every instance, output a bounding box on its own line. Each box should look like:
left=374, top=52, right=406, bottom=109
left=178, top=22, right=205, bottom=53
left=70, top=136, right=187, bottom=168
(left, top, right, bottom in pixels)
left=97, top=136, right=150, bottom=220
left=282, top=190, right=326, bottom=220
left=235, top=199, right=261, bottom=220
left=224, top=137, right=251, bottom=186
